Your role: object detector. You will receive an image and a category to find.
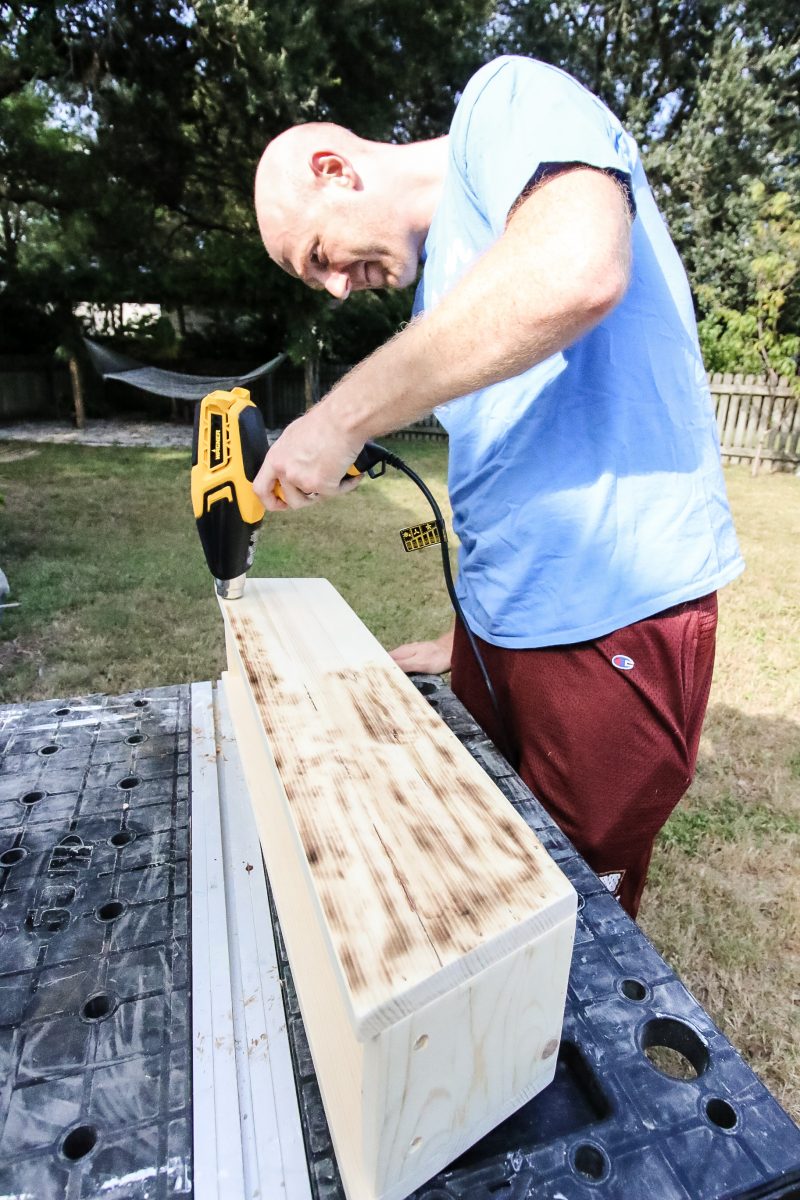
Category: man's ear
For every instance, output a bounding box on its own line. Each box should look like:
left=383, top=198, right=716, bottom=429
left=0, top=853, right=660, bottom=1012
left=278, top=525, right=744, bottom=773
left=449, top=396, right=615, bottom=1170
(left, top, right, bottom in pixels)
left=310, top=150, right=358, bottom=188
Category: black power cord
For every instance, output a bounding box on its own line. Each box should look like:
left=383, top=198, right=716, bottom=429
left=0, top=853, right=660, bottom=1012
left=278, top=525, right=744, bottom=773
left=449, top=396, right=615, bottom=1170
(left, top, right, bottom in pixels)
left=358, top=442, right=516, bottom=766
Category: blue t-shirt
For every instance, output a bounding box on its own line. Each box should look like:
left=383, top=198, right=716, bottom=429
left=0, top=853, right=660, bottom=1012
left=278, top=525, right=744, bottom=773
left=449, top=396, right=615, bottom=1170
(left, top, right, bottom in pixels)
left=414, top=56, right=744, bottom=648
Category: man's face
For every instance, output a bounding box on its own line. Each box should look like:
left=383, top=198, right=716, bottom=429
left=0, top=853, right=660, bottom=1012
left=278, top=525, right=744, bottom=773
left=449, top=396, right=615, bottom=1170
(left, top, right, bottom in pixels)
left=263, top=184, right=419, bottom=301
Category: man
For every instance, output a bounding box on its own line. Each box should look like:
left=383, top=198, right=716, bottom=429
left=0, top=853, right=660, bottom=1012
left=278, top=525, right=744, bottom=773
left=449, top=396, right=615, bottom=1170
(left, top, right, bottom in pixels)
left=252, top=56, right=744, bottom=917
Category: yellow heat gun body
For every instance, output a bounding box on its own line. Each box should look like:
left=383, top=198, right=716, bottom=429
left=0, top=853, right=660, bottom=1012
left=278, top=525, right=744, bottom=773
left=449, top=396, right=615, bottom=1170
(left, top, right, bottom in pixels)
left=191, top=388, right=377, bottom=598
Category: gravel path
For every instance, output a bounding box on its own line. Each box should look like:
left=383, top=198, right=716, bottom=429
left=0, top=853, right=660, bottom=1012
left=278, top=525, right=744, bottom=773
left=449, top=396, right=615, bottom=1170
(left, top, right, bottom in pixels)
left=0, top=419, right=193, bottom=450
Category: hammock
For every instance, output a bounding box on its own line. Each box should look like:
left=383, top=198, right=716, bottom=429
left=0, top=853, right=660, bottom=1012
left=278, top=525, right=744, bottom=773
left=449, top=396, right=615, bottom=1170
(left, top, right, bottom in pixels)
left=84, top=338, right=286, bottom=401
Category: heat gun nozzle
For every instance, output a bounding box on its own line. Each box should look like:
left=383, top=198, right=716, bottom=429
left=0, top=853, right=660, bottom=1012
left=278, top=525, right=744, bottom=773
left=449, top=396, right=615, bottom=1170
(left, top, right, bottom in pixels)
left=215, top=574, right=247, bottom=600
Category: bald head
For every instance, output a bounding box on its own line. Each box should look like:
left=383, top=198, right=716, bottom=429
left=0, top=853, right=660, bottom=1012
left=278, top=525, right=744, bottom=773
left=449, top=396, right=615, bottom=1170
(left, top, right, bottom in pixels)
left=254, top=123, right=363, bottom=259
left=254, top=123, right=448, bottom=299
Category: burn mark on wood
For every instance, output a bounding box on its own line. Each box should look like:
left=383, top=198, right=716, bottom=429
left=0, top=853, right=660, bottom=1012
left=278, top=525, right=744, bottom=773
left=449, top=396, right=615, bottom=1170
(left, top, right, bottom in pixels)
left=427, top=916, right=455, bottom=948
left=439, top=743, right=459, bottom=769
left=350, top=690, right=382, bottom=742
left=235, top=615, right=282, bottom=694
left=222, top=582, right=567, bottom=1011
left=383, top=923, right=413, bottom=961
left=336, top=666, right=422, bottom=746
left=371, top=821, right=441, bottom=967
left=410, top=825, right=435, bottom=855
left=493, top=816, right=543, bottom=877
left=390, top=783, right=408, bottom=808
left=340, top=944, right=367, bottom=992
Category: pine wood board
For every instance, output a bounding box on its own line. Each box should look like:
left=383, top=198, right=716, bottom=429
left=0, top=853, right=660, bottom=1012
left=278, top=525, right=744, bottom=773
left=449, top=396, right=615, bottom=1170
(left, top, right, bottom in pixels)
left=220, top=578, right=575, bottom=1041
left=221, top=661, right=574, bottom=1200
left=221, top=667, right=368, bottom=1192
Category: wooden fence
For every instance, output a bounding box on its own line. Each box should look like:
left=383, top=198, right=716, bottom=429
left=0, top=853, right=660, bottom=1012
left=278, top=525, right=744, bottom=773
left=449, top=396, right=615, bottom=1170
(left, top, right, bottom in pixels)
left=710, top=373, right=800, bottom=469
left=0, top=356, right=70, bottom=420
left=394, top=374, right=800, bottom=464
left=1, top=357, right=798, bottom=471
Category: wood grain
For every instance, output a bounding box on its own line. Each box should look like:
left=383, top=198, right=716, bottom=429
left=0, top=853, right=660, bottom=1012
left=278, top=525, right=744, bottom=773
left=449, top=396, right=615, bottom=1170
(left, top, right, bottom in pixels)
left=219, top=578, right=576, bottom=1200
left=221, top=578, right=575, bottom=1039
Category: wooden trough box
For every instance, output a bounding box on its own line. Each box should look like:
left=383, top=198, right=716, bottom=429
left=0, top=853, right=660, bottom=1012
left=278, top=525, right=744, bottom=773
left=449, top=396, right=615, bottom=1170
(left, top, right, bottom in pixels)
left=220, top=579, right=577, bottom=1200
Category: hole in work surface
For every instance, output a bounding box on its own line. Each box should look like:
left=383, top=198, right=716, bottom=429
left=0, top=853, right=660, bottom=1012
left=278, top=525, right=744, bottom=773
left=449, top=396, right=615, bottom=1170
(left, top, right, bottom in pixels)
left=620, top=978, right=648, bottom=1002
left=706, top=1097, right=738, bottom=1130
left=109, top=828, right=136, bottom=848
left=641, top=1017, right=709, bottom=1080
left=39, top=744, right=60, bottom=757
left=132, top=698, right=149, bottom=708
left=117, top=776, right=140, bottom=791
left=52, top=707, right=71, bottom=716
left=82, top=992, right=116, bottom=1022
left=95, top=900, right=125, bottom=923
left=1, top=847, right=28, bottom=867
left=19, top=790, right=46, bottom=806
left=125, top=733, right=146, bottom=746
left=573, top=1143, right=608, bottom=1181
left=414, top=679, right=440, bottom=696
left=414, top=1035, right=428, bottom=1051
left=61, top=1124, right=98, bottom=1161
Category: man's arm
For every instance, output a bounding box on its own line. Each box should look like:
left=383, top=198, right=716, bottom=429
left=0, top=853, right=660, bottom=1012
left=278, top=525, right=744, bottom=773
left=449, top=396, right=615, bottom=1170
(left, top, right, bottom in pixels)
left=254, top=166, right=632, bottom=509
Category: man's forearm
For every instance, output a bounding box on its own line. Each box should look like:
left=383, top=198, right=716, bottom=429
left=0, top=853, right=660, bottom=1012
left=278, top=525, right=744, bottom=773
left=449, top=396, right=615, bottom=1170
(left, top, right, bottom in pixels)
left=327, top=168, right=632, bottom=442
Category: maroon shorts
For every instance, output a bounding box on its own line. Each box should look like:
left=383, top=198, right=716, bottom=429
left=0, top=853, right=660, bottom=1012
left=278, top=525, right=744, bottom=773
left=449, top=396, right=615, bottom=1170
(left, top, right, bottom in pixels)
left=451, top=594, right=718, bottom=918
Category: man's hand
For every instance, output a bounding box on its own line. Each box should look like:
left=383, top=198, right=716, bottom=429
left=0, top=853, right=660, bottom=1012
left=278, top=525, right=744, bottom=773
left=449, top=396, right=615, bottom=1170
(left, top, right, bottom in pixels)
left=390, top=626, right=454, bottom=675
left=253, top=402, right=365, bottom=511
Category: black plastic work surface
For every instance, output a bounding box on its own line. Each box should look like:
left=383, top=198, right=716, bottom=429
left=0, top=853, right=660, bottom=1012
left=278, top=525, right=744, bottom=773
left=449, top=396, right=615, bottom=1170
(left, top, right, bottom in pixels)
left=0, top=687, right=192, bottom=1200
left=277, top=677, right=800, bottom=1200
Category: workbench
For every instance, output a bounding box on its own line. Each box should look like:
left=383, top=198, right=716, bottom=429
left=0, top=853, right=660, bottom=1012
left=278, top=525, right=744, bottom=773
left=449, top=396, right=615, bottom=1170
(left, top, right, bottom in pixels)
left=1, top=678, right=799, bottom=1200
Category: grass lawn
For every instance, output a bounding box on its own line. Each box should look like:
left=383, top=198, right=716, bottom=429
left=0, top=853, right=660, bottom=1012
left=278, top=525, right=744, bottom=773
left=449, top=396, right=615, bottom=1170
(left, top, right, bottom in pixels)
left=1, top=436, right=798, bottom=1118
left=0, top=438, right=455, bottom=699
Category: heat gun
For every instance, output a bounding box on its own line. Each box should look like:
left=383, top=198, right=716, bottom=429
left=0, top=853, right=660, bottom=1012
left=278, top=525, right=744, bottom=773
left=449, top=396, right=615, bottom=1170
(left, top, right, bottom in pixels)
left=191, top=387, right=385, bottom=598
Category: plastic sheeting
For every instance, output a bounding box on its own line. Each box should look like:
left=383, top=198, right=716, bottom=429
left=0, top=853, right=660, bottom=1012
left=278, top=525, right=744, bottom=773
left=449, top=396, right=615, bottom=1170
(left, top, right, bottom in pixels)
left=84, top=338, right=286, bottom=401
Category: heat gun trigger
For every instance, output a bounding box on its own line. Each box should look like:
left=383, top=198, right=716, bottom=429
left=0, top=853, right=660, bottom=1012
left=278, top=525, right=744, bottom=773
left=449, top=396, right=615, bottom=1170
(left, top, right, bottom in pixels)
left=272, top=441, right=388, bottom=501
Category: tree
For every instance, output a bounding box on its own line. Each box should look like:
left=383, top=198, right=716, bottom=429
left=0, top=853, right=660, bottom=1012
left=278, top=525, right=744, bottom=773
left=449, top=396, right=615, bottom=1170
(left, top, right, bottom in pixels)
left=698, top=183, right=800, bottom=471
left=490, top=2, right=800, bottom=323
left=0, top=0, right=494, bottom=364
left=488, top=0, right=721, bottom=142
left=698, top=186, right=800, bottom=375
left=1, top=0, right=798, bottom=378
left=645, top=32, right=800, bottom=316
left=0, top=2, right=204, bottom=353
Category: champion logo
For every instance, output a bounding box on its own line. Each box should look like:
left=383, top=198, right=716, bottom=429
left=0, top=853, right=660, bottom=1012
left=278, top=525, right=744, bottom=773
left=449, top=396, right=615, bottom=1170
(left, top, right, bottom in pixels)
left=611, top=654, right=635, bottom=671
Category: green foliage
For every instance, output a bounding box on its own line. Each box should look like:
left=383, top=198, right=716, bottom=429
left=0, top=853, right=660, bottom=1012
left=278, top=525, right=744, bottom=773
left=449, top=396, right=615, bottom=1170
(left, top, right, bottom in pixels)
left=0, top=2, right=798, bottom=370
left=644, top=33, right=800, bottom=317
left=0, top=0, right=492, bottom=362
left=697, top=184, right=800, bottom=385
left=490, top=0, right=722, bottom=142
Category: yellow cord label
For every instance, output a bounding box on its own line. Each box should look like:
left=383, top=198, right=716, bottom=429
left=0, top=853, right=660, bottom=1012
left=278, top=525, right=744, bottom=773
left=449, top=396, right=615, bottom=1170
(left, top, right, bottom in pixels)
left=400, top=521, right=441, bottom=553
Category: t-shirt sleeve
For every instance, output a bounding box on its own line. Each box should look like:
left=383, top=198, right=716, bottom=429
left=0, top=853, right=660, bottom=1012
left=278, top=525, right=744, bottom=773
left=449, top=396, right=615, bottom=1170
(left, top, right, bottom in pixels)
left=454, top=57, right=636, bottom=237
